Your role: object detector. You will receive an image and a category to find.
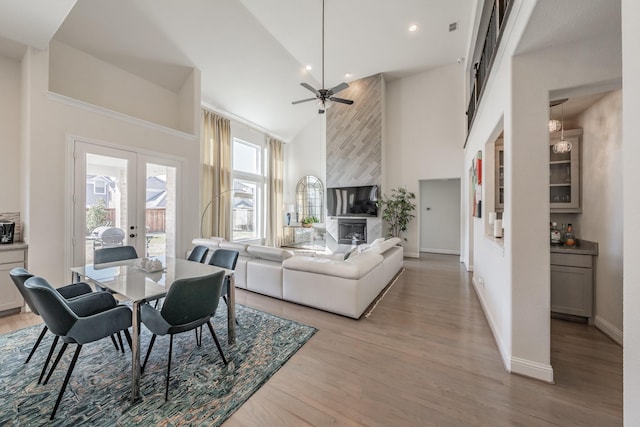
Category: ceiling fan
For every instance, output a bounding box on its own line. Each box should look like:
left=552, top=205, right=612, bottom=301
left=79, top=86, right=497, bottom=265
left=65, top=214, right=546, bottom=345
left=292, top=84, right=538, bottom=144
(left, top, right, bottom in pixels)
left=292, top=0, right=354, bottom=114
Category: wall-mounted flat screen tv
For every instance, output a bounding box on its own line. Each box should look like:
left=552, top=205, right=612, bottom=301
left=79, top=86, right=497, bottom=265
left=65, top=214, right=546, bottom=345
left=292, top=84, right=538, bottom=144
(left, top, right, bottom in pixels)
left=327, top=185, right=378, bottom=217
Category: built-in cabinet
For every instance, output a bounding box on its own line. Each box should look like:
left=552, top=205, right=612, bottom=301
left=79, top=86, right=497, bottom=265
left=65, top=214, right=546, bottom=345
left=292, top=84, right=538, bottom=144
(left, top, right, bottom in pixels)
left=549, top=129, right=582, bottom=212
left=0, top=243, right=28, bottom=315
left=494, top=129, right=582, bottom=212
left=550, top=240, right=597, bottom=321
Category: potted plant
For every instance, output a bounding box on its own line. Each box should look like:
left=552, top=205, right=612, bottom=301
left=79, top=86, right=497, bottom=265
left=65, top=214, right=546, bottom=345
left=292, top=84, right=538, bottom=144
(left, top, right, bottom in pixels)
left=377, top=187, right=416, bottom=240
left=301, top=216, right=320, bottom=228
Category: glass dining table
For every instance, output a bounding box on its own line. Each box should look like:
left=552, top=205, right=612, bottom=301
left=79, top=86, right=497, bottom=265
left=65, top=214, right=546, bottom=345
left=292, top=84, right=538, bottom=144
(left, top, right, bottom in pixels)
left=71, top=257, right=236, bottom=402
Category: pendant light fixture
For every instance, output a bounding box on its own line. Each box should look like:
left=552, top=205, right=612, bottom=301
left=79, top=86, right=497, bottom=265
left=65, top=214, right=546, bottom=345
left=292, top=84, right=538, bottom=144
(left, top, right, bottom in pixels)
left=552, top=103, right=572, bottom=154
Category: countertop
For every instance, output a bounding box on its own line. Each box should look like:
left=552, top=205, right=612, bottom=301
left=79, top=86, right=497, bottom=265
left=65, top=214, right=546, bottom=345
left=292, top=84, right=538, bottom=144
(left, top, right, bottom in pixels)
left=0, top=242, right=28, bottom=251
left=550, top=239, right=598, bottom=256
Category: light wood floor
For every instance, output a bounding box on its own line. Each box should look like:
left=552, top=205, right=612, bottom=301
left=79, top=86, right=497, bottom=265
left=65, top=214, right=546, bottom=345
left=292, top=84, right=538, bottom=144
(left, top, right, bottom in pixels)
left=0, top=253, right=622, bottom=426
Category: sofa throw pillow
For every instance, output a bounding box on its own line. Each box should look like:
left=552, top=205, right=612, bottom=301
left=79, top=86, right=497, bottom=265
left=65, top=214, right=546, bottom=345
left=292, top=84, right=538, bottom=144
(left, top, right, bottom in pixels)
left=343, top=248, right=358, bottom=260
left=357, top=243, right=370, bottom=254
left=370, top=237, right=385, bottom=247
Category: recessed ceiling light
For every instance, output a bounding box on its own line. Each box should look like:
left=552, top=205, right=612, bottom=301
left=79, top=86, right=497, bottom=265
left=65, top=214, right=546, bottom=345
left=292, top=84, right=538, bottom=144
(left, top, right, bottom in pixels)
left=305, top=65, right=312, bottom=71
left=409, top=24, right=418, bottom=32
left=345, top=73, right=352, bottom=79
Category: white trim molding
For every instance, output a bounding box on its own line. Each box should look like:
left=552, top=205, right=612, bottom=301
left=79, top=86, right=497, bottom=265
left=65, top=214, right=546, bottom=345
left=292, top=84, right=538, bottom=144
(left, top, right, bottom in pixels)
left=595, top=315, right=623, bottom=346
left=472, top=276, right=511, bottom=372
left=511, top=357, right=554, bottom=384
left=420, top=248, right=461, bottom=255
left=47, top=91, right=197, bottom=141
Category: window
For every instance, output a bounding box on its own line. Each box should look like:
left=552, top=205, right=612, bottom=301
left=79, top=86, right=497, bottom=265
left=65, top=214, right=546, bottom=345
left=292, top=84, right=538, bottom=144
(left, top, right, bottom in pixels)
left=94, top=178, right=106, bottom=195
left=232, top=138, right=265, bottom=241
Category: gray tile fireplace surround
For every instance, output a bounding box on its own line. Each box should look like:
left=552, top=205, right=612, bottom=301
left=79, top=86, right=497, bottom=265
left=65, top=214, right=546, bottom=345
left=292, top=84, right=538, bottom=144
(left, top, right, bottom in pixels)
left=325, top=216, right=382, bottom=253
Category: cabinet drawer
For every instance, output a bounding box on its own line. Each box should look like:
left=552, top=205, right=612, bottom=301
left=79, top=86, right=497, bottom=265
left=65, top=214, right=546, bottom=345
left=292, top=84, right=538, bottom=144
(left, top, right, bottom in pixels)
left=550, top=253, right=592, bottom=268
left=551, top=264, right=593, bottom=317
left=0, top=250, right=25, bottom=264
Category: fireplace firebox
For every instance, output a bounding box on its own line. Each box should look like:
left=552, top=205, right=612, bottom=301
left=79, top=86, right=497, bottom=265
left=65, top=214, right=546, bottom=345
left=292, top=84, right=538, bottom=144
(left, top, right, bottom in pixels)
left=338, top=219, right=367, bottom=245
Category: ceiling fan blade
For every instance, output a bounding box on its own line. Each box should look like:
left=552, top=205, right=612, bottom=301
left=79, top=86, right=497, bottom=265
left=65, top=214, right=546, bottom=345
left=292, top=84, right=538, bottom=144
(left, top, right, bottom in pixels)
left=329, top=97, right=354, bottom=105
left=292, top=97, right=317, bottom=105
left=301, top=82, right=320, bottom=96
left=328, top=82, right=348, bottom=96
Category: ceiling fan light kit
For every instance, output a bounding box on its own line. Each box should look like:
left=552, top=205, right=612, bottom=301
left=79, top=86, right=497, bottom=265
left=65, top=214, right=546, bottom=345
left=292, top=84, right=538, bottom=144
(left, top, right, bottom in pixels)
left=292, top=0, right=354, bottom=114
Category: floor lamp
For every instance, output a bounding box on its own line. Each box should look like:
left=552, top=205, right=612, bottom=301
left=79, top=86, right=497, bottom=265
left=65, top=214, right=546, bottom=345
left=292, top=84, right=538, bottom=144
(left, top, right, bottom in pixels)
left=199, top=188, right=239, bottom=238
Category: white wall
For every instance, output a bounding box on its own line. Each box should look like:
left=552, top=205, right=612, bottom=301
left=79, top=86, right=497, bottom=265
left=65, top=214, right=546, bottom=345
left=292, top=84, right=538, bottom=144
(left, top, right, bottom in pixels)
left=385, top=63, right=466, bottom=257
left=49, top=40, right=190, bottom=133
left=21, top=46, right=200, bottom=284
left=575, top=91, right=623, bottom=341
left=0, top=54, right=21, bottom=212
left=284, top=115, right=325, bottom=208
left=463, top=0, right=622, bottom=381
left=622, top=0, right=640, bottom=422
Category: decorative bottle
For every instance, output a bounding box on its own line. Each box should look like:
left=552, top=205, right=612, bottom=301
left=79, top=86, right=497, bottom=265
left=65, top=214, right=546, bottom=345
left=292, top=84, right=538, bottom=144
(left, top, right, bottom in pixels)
left=565, top=223, right=576, bottom=247
left=550, top=222, right=562, bottom=246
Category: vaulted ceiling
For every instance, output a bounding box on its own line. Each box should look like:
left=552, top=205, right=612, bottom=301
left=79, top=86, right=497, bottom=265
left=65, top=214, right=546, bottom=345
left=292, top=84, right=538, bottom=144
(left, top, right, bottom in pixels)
left=0, top=0, right=621, bottom=140
left=0, top=0, right=475, bottom=141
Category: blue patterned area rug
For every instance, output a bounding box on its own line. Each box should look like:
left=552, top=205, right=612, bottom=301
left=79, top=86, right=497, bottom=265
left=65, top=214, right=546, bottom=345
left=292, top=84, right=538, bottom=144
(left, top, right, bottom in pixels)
left=0, top=305, right=316, bottom=426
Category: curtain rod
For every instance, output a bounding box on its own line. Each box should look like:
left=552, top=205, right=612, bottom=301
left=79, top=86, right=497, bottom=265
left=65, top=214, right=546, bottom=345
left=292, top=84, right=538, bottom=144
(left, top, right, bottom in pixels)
left=201, top=102, right=288, bottom=143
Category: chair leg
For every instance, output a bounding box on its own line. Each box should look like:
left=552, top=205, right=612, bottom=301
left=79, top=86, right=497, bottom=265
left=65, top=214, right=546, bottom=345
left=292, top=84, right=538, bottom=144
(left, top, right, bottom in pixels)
left=165, top=335, right=173, bottom=401
left=117, top=332, right=125, bottom=354
left=206, top=321, right=228, bottom=365
left=50, top=345, right=82, bottom=420
left=110, top=335, right=119, bottom=351
left=195, top=326, right=203, bottom=346
left=141, top=334, right=157, bottom=374
left=26, top=325, right=48, bottom=364
left=123, top=329, right=133, bottom=351
left=44, top=342, right=69, bottom=385
left=39, top=336, right=59, bottom=384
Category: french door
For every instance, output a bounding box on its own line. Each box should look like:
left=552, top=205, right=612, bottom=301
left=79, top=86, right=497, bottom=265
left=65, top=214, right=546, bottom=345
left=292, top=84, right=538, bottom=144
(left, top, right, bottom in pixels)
left=72, top=140, right=181, bottom=266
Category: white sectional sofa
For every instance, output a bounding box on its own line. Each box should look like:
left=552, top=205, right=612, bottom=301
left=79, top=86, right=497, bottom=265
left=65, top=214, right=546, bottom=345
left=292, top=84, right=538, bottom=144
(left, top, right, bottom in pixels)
left=190, top=237, right=403, bottom=319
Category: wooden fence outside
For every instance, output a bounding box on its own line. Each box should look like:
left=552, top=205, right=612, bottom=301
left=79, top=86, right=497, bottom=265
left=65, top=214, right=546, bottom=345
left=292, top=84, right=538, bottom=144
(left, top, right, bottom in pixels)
left=89, top=208, right=166, bottom=233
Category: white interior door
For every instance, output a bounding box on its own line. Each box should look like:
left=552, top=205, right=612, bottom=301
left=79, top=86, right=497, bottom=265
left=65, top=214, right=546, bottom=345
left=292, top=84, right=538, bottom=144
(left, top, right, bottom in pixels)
left=72, top=141, right=181, bottom=266
left=419, top=178, right=461, bottom=255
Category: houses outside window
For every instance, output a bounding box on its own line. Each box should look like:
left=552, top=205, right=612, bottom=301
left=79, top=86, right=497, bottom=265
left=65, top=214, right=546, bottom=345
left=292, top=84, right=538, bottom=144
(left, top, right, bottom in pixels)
left=232, top=138, right=265, bottom=241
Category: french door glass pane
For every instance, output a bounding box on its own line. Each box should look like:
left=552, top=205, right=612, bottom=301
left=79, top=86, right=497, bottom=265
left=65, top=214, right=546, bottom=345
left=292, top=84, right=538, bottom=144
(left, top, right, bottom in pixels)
left=144, top=163, right=177, bottom=258
left=85, top=153, right=129, bottom=264
left=232, top=179, right=258, bottom=241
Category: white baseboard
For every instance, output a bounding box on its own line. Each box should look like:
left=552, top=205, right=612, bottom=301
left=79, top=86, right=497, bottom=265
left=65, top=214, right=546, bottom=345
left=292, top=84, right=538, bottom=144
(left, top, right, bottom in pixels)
left=511, top=357, right=554, bottom=383
left=404, top=252, right=420, bottom=258
left=420, top=248, right=460, bottom=255
left=595, top=315, right=623, bottom=346
left=471, top=276, right=511, bottom=372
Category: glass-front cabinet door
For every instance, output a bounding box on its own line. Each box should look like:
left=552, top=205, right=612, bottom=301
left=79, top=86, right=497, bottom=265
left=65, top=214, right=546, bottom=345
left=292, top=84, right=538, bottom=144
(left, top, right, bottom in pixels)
left=549, top=129, right=581, bottom=212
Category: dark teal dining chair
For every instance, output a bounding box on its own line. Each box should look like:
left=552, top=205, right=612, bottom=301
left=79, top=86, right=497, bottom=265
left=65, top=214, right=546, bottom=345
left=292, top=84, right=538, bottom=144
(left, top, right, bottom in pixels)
left=187, top=245, right=209, bottom=263
left=140, top=271, right=228, bottom=400
left=94, top=245, right=138, bottom=264
left=9, top=267, right=124, bottom=384
left=24, top=276, right=132, bottom=420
